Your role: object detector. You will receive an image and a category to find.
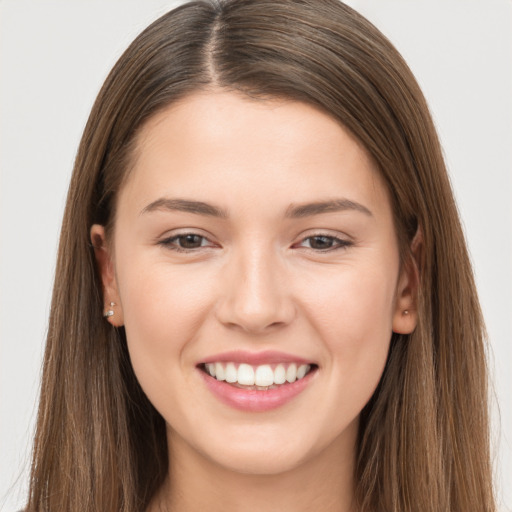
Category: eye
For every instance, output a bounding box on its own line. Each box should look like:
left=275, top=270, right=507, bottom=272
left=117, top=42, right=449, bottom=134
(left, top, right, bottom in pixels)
left=159, top=233, right=213, bottom=252
left=297, top=234, right=352, bottom=251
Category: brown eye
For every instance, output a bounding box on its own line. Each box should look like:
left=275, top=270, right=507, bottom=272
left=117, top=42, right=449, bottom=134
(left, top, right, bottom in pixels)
left=307, top=236, right=336, bottom=250
left=159, top=233, right=212, bottom=252
left=297, top=235, right=352, bottom=252
left=176, top=234, right=204, bottom=249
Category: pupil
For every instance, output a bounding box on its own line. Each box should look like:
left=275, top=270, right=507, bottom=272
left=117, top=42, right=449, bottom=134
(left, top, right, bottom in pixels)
left=181, top=235, right=202, bottom=248
left=310, top=236, right=332, bottom=249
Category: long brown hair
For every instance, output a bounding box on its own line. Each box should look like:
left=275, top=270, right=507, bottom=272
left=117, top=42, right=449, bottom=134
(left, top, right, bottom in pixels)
left=26, top=1, right=495, bottom=510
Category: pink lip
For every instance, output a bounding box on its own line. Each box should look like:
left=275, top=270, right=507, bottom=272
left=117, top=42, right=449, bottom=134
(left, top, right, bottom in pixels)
left=198, top=366, right=317, bottom=412
left=200, top=350, right=313, bottom=366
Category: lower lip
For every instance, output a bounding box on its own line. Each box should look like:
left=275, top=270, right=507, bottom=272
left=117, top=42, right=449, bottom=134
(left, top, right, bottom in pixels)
left=199, top=368, right=316, bottom=412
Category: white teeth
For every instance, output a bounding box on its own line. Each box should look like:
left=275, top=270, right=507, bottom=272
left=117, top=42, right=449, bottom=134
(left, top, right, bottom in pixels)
left=286, top=363, right=297, bottom=383
left=254, top=365, right=274, bottom=386
left=274, top=364, right=286, bottom=385
left=205, top=361, right=312, bottom=387
left=215, top=362, right=226, bottom=381
left=225, top=362, right=237, bottom=383
left=296, top=364, right=308, bottom=379
left=237, top=364, right=255, bottom=385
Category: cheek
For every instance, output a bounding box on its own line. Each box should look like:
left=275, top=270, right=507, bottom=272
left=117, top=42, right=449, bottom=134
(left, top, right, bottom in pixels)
left=115, top=254, right=214, bottom=388
left=303, top=258, right=396, bottom=342
left=301, top=262, right=396, bottom=410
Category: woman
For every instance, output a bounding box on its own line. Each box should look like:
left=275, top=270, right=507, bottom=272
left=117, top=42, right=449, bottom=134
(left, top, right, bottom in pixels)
left=24, top=0, right=496, bottom=511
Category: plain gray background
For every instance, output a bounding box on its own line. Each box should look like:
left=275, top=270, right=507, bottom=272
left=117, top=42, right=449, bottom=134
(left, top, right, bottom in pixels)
left=1, top=1, right=511, bottom=510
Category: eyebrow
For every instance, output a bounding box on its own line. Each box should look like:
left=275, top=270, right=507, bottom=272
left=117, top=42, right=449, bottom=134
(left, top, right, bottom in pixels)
left=140, top=198, right=229, bottom=218
left=140, top=197, right=372, bottom=218
left=285, top=199, right=373, bottom=218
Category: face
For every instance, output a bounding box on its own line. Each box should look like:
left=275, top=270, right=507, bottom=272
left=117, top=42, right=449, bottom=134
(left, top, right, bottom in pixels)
left=92, top=91, right=416, bottom=476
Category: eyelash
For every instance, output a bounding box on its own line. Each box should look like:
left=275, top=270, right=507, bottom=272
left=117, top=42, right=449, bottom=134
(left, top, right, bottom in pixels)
left=295, top=235, right=353, bottom=252
left=159, top=233, right=214, bottom=253
left=158, top=233, right=353, bottom=253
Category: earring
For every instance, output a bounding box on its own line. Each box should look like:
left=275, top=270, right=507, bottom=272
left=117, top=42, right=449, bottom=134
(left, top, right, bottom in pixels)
left=403, top=310, right=409, bottom=315
left=103, top=302, right=116, bottom=318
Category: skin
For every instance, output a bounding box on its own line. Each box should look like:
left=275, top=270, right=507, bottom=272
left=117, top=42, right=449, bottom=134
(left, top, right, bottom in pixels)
left=92, top=91, right=418, bottom=512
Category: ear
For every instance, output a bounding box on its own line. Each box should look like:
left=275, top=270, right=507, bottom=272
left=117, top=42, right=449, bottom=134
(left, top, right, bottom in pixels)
left=392, top=228, right=422, bottom=334
left=90, top=224, right=124, bottom=327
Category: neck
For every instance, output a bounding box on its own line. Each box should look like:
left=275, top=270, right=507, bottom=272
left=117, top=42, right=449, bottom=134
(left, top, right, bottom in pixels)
left=148, top=422, right=358, bottom=512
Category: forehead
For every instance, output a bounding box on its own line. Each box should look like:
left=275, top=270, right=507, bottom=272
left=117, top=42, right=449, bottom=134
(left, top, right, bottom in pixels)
left=118, top=91, right=390, bottom=220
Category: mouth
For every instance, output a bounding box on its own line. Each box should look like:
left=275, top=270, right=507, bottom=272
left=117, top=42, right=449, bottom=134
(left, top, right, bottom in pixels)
left=197, top=354, right=318, bottom=412
left=199, top=362, right=317, bottom=390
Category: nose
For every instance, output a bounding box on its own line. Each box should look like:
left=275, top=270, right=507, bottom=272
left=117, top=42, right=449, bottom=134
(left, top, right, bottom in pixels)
left=215, top=246, right=296, bottom=334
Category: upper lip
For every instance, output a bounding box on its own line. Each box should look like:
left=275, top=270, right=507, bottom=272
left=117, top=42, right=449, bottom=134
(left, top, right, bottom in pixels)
left=200, top=350, right=314, bottom=366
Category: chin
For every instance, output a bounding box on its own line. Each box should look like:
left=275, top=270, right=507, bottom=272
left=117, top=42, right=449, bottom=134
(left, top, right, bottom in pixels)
left=204, top=445, right=312, bottom=477
left=181, top=417, right=356, bottom=478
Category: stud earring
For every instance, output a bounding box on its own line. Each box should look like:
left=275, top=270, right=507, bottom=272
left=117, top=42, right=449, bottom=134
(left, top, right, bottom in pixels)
left=403, top=310, right=409, bottom=315
left=103, top=302, right=116, bottom=318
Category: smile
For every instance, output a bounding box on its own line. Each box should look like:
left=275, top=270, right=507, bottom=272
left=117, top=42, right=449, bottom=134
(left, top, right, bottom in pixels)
left=198, top=352, right=318, bottom=412
left=203, top=362, right=313, bottom=389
